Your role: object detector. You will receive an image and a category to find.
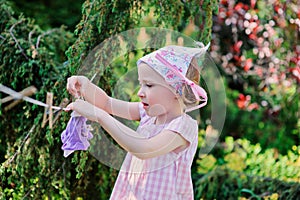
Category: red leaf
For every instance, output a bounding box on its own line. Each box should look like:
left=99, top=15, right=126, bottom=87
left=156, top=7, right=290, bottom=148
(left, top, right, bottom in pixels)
left=274, top=5, right=280, bottom=13
left=237, top=94, right=259, bottom=111
left=289, top=67, right=300, bottom=83
left=233, top=41, right=243, bottom=53
left=233, top=55, right=242, bottom=62
left=220, top=0, right=228, bottom=5
left=238, top=93, right=246, bottom=101
left=243, top=4, right=249, bottom=11
left=234, top=3, right=244, bottom=11
left=249, top=33, right=257, bottom=40
left=226, top=11, right=233, bottom=17
left=244, top=58, right=253, bottom=72
left=237, top=94, right=247, bottom=109
left=247, top=103, right=259, bottom=111
left=251, top=0, right=256, bottom=9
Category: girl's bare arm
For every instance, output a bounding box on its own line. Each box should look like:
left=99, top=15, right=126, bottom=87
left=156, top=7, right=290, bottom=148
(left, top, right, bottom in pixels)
left=67, top=99, right=188, bottom=160
left=67, top=76, right=140, bottom=120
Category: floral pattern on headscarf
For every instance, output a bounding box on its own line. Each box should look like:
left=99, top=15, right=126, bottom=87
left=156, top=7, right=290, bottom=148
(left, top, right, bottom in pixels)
left=137, top=43, right=210, bottom=111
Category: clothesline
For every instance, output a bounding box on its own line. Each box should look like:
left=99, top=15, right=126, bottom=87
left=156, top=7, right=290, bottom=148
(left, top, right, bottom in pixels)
left=0, top=84, right=63, bottom=110
left=1, top=73, right=97, bottom=129
left=0, top=84, right=69, bottom=129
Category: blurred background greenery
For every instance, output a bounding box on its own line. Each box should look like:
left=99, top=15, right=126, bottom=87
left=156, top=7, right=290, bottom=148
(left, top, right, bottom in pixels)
left=0, top=0, right=299, bottom=199
left=9, top=0, right=84, bottom=31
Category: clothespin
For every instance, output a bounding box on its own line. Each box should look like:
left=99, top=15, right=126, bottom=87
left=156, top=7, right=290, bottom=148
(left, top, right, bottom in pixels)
left=52, top=98, right=69, bottom=125
left=42, top=92, right=54, bottom=129
left=0, top=86, right=37, bottom=111
left=41, top=94, right=69, bottom=129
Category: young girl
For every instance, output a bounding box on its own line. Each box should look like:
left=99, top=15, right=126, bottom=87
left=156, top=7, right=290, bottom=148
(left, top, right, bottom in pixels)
left=66, top=44, right=209, bottom=200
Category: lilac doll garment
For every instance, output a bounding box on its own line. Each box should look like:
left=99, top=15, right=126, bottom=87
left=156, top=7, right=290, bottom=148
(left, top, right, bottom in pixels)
left=61, top=111, right=93, bottom=157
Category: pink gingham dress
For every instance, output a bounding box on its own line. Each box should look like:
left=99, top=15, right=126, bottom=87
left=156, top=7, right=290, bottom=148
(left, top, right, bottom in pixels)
left=110, top=103, right=198, bottom=200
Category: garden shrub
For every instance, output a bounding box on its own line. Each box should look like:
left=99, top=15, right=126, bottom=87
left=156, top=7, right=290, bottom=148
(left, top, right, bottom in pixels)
left=1, top=0, right=298, bottom=198
left=0, top=0, right=77, bottom=198
left=194, top=136, right=300, bottom=199
left=194, top=167, right=300, bottom=200
left=9, top=0, right=84, bottom=31
left=1, top=0, right=219, bottom=198
left=211, top=0, right=300, bottom=153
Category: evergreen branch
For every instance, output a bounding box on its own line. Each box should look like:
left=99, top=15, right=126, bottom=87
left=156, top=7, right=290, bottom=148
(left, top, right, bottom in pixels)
left=36, top=29, right=58, bottom=49
left=21, top=188, right=32, bottom=200
left=5, top=125, right=36, bottom=166
left=28, top=28, right=36, bottom=47
left=9, top=19, right=29, bottom=60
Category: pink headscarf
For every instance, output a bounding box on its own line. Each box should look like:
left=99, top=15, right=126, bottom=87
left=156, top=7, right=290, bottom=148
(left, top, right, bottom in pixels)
left=137, top=43, right=210, bottom=112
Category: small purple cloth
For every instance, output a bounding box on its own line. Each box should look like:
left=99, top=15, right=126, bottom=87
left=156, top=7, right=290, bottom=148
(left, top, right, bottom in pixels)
left=61, top=111, right=93, bottom=157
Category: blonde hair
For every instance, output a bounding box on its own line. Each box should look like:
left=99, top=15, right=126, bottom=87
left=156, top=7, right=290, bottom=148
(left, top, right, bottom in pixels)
left=182, top=57, right=201, bottom=109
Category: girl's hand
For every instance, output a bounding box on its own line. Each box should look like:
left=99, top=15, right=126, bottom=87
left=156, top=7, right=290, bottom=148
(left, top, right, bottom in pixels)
left=66, top=99, right=101, bottom=122
left=67, top=76, right=90, bottom=98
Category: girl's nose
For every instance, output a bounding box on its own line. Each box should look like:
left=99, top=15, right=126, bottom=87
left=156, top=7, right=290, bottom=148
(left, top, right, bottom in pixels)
left=137, top=87, right=145, bottom=98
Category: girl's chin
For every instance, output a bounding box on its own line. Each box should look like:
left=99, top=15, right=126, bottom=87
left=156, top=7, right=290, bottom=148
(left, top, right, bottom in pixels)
left=145, top=105, right=167, bottom=117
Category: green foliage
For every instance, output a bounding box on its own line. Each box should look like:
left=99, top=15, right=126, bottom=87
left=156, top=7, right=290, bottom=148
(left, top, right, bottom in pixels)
left=212, top=0, right=300, bottom=154
left=9, top=0, right=84, bottom=30
left=223, top=137, right=300, bottom=182
left=223, top=84, right=299, bottom=153
left=2, top=0, right=298, bottom=199
left=194, top=167, right=300, bottom=200
left=0, top=0, right=75, bottom=198
left=194, top=137, right=300, bottom=199
left=1, top=0, right=216, bottom=199
left=197, top=0, right=219, bottom=44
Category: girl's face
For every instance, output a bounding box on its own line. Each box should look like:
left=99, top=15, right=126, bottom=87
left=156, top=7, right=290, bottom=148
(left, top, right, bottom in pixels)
left=137, top=63, right=183, bottom=124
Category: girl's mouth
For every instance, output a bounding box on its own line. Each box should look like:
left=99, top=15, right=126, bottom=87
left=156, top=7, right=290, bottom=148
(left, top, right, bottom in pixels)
left=142, top=102, right=149, bottom=108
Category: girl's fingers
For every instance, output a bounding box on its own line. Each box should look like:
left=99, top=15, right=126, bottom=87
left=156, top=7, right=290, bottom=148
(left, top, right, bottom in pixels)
left=67, top=76, right=90, bottom=99
left=63, top=107, right=71, bottom=111
left=64, top=100, right=98, bottom=121
left=67, top=76, right=80, bottom=98
left=65, top=99, right=84, bottom=111
left=66, top=77, right=75, bottom=94
left=65, top=103, right=74, bottom=111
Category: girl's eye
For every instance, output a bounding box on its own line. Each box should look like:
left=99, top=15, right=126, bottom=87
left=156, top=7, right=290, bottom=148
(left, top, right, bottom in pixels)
left=146, top=84, right=153, bottom=88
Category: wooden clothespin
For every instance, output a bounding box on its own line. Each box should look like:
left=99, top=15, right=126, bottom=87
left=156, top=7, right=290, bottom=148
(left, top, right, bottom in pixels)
left=0, top=86, right=37, bottom=111
left=42, top=92, right=53, bottom=129
left=52, top=98, right=69, bottom=125
left=41, top=94, right=69, bottom=129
